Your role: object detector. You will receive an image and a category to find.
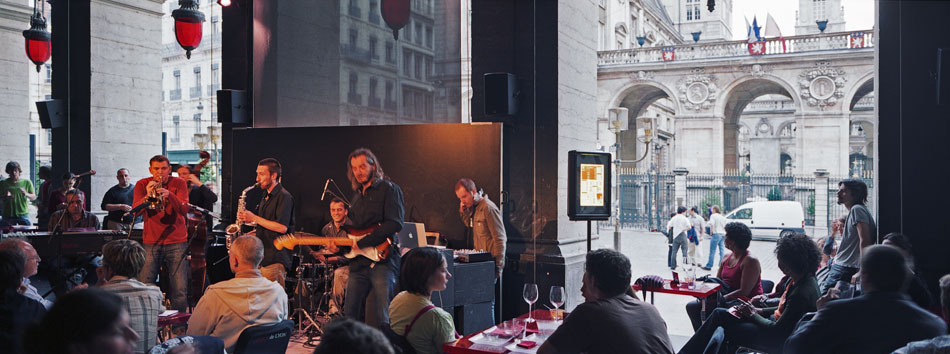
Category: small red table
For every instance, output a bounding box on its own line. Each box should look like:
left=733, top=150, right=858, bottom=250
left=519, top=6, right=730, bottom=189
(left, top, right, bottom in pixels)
left=443, top=309, right=559, bottom=354
left=157, top=312, right=191, bottom=342
left=632, top=280, right=721, bottom=320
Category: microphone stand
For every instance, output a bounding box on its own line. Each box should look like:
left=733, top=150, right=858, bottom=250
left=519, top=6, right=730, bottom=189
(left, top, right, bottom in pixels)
left=42, top=208, right=76, bottom=297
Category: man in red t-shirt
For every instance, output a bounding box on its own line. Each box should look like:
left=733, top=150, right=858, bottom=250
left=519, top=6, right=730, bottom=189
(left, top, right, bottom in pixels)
left=134, top=155, right=190, bottom=312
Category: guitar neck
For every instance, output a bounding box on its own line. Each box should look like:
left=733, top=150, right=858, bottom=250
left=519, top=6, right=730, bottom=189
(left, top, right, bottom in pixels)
left=290, top=237, right=354, bottom=247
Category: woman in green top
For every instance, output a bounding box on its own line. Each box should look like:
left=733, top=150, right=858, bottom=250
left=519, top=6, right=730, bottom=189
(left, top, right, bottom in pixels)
left=678, top=233, right=822, bottom=354
left=389, top=247, right=457, bottom=354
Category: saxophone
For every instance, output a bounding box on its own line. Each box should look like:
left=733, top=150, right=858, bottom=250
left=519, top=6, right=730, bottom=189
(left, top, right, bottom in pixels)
left=225, top=184, right=257, bottom=249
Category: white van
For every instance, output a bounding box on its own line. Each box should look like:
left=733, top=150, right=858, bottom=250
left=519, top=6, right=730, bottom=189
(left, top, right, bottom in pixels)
left=723, top=201, right=806, bottom=240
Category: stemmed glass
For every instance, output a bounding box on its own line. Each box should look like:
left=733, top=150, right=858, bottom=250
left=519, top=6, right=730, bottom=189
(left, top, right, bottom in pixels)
left=523, top=283, right=539, bottom=323
left=549, top=286, right=564, bottom=322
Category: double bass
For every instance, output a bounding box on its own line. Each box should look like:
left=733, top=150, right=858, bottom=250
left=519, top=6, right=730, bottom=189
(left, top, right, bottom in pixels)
left=188, top=151, right=213, bottom=306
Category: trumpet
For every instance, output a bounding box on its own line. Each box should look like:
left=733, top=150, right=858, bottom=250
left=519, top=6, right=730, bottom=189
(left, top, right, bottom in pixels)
left=145, top=175, right=167, bottom=210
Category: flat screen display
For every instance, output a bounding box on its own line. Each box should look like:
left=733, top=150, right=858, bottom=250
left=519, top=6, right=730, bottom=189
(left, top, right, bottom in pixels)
left=568, top=151, right=611, bottom=220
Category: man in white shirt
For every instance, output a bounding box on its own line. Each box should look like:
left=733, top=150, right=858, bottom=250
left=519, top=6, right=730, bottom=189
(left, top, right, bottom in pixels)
left=703, top=205, right=728, bottom=270
left=0, top=238, right=51, bottom=309
left=666, top=206, right=691, bottom=270
left=187, top=235, right=288, bottom=352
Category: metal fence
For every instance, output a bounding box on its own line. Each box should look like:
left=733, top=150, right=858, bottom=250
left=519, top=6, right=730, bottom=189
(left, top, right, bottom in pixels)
left=619, top=172, right=874, bottom=230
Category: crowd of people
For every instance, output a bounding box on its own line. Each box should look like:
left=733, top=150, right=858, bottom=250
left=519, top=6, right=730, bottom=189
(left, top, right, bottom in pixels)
left=2, top=153, right=949, bottom=354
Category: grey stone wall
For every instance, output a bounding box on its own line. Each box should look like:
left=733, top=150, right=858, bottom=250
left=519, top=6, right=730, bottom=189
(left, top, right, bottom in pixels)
left=0, top=1, right=33, bottom=173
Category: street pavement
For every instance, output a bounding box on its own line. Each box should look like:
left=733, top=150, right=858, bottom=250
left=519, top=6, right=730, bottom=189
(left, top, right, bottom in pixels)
left=591, top=227, right=785, bottom=350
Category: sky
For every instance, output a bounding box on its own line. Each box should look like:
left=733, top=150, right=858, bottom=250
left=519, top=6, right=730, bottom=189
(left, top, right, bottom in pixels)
left=730, top=0, right=875, bottom=40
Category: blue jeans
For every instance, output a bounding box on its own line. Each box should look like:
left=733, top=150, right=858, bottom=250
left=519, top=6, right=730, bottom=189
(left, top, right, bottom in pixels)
left=820, top=263, right=859, bottom=295
left=139, top=242, right=190, bottom=312
left=344, top=259, right=398, bottom=326
left=679, top=308, right=785, bottom=354
left=705, top=233, right=725, bottom=268
left=670, top=233, right=688, bottom=268
left=0, top=215, right=31, bottom=226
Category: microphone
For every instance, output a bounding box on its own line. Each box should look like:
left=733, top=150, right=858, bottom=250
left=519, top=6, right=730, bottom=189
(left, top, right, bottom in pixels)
left=321, top=178, right=330, bottom=201
left=74, top=170, right=96, bottom=178
left=127, top=202, right=149, bottom=215
left=188, top=203, right=221, bottom=219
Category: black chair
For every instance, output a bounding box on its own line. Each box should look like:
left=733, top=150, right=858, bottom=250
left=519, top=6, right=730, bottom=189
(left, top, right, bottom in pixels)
left=761, top=279, right=775, bottom=294
left=233, top=319, right=295, bottom=354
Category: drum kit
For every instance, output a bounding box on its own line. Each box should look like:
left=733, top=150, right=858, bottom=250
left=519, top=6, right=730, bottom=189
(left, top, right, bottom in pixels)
left=288, top=232, right=343, bottom=344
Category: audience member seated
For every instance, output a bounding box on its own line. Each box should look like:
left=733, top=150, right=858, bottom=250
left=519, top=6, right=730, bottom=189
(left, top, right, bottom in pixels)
left=0, top=249, right=46, bottom=354
left=313, top=317, right=394, bottom=354
left=785, top=245, right=947, bottom=354
left=48, top=189, right=100, bottom=232
left=98, top=239, right=165, bottom=354
left=538, top=249, right=674, bottom=354
left=686, top=222, right=763, bottom=331
left=388, top=247, right=458, bottom=354
left=0, top=238, right=50, bottom=309
left=881, top=233, right=933, bottom=309
left=893, top=274, right=950, bottom=354
left=24, top=288, right=139, bottom=354
left=679, top=233, right=821, bottom=354
left=186, top=235, right=288, bottom=352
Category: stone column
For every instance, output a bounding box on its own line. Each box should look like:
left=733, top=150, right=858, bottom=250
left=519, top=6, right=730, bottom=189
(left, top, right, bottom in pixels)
left=0, top=1, right=33, bottom=172
left=799, top=112, right=849, bottom=176
left=87, top=0, right=163, bottom=211
left=674, top=115, right=724, bottom=173
left=814, top=169, right=829, bottom=237
left=472, top=0, right=599, bottom=317
left=673, top=167, right=688, bottom=207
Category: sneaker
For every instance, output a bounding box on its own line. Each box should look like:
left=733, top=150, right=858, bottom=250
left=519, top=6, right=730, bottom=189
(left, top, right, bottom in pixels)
left=701, top=266, right=712, bottom=271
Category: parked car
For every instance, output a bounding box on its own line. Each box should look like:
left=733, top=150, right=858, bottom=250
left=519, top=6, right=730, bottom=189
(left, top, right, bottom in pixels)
left=724, top=201, right=806, bottom=240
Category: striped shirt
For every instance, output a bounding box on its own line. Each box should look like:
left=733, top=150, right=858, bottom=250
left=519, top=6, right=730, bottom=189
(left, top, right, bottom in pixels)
left=101, top=276, right=165, bottom=354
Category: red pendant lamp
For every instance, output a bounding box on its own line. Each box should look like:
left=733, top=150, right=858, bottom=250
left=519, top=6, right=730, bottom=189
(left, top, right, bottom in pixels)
left=381, top=0, right=410, bottom=40
left=172, top=0, right=205, bottom=59
left=22, top=0, right=50, bottom=73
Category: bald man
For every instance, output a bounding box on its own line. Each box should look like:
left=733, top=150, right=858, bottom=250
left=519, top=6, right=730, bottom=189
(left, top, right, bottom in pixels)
left=187, top=235, right=288, bottom=353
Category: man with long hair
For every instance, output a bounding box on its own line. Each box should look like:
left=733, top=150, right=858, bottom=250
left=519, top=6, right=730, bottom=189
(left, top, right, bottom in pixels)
left=341, top=148, right=404, bottom=326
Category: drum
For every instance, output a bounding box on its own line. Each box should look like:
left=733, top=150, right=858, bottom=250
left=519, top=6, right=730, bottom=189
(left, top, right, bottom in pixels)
left=296, top=263, right=330, bottom=280
left=205, top=237, right=233, bottom=285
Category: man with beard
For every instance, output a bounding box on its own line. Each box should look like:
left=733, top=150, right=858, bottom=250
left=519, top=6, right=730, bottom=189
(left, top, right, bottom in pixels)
left=237, top=158, right=294, bottom=287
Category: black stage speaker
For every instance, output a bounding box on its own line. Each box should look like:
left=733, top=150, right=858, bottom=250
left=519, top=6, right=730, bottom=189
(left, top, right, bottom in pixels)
left=484, top=73, right=517, bottom=116
left=217, top=89, right=250, bottom=125
left=36, top=99, right=66, bottom=129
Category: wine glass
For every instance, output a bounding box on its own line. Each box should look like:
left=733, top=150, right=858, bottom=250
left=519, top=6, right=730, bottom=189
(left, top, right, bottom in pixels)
left=549, top=286, right=564, bottom=322
left=523, top=283, right=539, bottom=323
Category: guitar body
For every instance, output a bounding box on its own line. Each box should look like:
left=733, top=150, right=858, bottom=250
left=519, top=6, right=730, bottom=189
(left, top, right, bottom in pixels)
left=274, top=224, right=391, bottom=262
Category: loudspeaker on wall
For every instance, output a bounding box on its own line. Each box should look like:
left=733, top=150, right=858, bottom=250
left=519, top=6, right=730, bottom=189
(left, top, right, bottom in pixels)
left=217, top=89, right=251, bottom=125
left=36, top=99, right=66, bottom=129
left=484, top=73, right=518, bottom=117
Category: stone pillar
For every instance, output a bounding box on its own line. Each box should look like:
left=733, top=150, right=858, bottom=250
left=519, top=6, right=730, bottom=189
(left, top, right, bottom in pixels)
left=750, top=137, right=781, bottom=174
left=814, top=169, right=830, bottom=237
left=0, top=1, right=32, bottom=173
left=799, top=112, right=849, bottom=176
left=673, top=167, right=688, bottom=207
left=49, top=0, right=162, bottom=212
left=674, top=115, right=724, bottom=174
left=472, top=0, right=598, bottom=318
left=88, top=0, right=163, bottom=212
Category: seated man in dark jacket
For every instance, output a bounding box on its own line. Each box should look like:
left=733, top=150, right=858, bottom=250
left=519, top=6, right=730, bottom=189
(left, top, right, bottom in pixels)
left=785, top=245, right=947, bottom=354
left=0, top=249, right=47, bottom=353
left=679, top=233, right=822, bottom=354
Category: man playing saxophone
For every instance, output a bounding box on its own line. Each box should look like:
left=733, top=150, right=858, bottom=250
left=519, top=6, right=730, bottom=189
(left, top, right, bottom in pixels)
left=237, top=158, right=294, bottom=288
left=134, top=155, right=191, bottom=312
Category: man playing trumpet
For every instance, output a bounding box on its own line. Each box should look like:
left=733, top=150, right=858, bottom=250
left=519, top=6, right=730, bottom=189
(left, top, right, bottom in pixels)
left=134, top=155, right=191, bottom=312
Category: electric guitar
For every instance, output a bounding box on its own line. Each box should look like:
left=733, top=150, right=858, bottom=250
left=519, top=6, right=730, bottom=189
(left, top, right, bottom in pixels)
left=273, top=224, right=391, bottom=262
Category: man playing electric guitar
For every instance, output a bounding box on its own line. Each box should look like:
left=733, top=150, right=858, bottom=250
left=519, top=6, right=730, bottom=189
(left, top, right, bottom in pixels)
left=339, top=148, right=404, bottom=326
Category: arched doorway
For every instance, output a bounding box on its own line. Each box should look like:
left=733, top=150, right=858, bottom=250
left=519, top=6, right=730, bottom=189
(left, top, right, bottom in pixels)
left=720, top=78, right=799, bottom=174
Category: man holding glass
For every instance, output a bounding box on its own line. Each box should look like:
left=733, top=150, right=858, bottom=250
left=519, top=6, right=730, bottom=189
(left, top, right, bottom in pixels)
left=538, top=249, right=674, bottom=354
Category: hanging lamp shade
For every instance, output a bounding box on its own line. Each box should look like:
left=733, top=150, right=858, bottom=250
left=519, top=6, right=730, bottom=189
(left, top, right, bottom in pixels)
left=23, top=12, right=50, bottom=73
left=381, top=0, right=410, bottom=40
left=172, top=0, right=205, bottom=59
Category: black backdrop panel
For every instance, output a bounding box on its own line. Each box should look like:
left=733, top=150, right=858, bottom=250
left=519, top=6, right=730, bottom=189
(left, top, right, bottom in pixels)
left=231, top=123, right=503, bottom=248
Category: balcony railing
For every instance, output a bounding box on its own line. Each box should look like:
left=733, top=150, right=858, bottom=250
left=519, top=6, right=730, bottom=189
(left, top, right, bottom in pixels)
left=341, top=44, right=372, bottom=64
left=348, top=92, right=362, bottom=105
left=385, top=100, right=397, bottom=111
left=598, top=30, right=874, bottom=66
left=189, top=86, right=201, bottom=99
left=349, top=4, right=361, bottom=18
left=169, top=89, right=181, bottom=101
left=742, top=99, right=796, bottom=113
left=207, top=83, right=220, bottom=97
left=369, top=96, right=382, bottom=109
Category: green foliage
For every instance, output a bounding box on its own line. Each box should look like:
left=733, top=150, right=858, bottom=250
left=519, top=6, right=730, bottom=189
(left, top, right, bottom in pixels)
left=807, top=194, right=815, bottom=216
left=702, top=187, right=721, bottom=210
left=767, top=186, right=782, bottom=201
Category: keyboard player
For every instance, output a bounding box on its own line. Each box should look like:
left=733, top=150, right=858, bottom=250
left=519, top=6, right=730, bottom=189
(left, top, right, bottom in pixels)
left=48, top=189, right=101, bottom=232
